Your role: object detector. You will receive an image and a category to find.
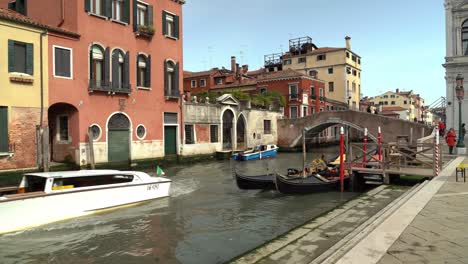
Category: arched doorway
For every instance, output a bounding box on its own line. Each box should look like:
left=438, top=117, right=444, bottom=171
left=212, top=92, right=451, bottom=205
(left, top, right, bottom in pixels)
left=108, top=113, right=131, bottom=162
left=236, top=114, right=246, bottom=150
left=222, top=110, right=234, bottom=150
left=48, top=103, right=79, bottom=163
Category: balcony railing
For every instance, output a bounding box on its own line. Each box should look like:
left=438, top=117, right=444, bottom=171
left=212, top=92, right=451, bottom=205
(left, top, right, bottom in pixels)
left=88, top=79, right=131, bottom=94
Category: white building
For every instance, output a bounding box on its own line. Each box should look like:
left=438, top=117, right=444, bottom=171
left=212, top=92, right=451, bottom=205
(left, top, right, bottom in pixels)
left=444, top=0, right=468, bottom=132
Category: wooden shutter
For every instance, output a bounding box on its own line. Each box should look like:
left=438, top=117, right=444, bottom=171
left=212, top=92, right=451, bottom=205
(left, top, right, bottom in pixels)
left=136, top=55, right=140, bottom=86
left=89, top=47, right=93, bottom=80
left=174, top=63, right=180, bottom=96
left=164, top=61, right=168, bottom=96
left=26, top=43, right=33, bottom=75
left=162, top=11, right=167, bottom=35
left=0, top=107, right=8, bottom=153
left=85, top=0, right=90, bottom=12
left=147, top=5, right=153, bottom=27
left=103, top=47, right=110, bottom=88
left=103, top=0, right=112, bottom=18
left=123, top=0, right=130, bottom=23
left=111, top=50, right=119, bottom=90
left=133, top=0, right=138, bottom=31
left=145, top=55, right=151, bottom=88
left=174, top=15, right=180, bottom=39
left=123, top=51, right=130, bottom=89
left=8, top=40, right=14, bottom=72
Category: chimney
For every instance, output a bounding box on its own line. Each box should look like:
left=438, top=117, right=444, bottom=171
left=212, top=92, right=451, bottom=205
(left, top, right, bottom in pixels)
left=242, top=65, right=249, bottom=74
left=396, top=88, right=400, bottom=94
left=345, top=36, right=351, bottom=50
left=231, top=56, right=236, bottom=74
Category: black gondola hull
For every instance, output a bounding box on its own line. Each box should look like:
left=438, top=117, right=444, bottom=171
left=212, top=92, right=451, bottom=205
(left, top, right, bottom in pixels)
left=274, top=173, right=348, bottom=194
left=235, top=171, right=276, bottom=190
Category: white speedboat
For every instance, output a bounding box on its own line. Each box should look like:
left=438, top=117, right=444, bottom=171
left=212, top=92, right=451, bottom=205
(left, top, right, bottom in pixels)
left=0, top=170, right=171, bottom=234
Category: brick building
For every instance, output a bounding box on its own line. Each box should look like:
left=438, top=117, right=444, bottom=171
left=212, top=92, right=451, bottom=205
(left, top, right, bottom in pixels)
left=1, top=0, right=184, bottom=166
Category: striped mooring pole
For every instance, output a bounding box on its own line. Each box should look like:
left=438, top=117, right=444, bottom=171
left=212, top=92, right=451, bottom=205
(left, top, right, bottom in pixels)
left=435, top=126, right=440, bottom=176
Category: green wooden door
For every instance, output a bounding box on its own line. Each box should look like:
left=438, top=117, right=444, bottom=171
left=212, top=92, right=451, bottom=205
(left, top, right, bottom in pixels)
left=164, top=126, right=177, bottom=155
left=0, top=107, right=8, bottom=153
left=108, top=129, right=130, bottom=162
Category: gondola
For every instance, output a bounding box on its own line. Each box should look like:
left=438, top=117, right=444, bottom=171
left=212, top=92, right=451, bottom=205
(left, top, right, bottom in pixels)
left=274, top=171, right=348, bottom=195
left=234, top=170, right=276, bottom=190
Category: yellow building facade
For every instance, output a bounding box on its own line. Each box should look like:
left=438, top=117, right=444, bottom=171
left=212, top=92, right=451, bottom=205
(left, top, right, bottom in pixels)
left=0, top=10, right=48, bottom=170
left=367, top=91, right=417, bottom=121
left=282, top=37, right=362, bottom=110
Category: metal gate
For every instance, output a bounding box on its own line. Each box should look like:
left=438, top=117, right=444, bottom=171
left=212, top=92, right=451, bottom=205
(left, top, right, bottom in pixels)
left=222, top=110, right=234, bottom=150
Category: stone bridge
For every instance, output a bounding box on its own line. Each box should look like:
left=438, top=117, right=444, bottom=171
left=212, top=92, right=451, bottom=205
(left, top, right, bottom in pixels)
left=277, top=111, right=432, bottom=147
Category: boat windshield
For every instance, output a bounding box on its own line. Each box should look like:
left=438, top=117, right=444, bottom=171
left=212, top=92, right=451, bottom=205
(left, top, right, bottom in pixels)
left=23, top=176, right=47, bottom=192
left=52, top=174, right=134, bottom=190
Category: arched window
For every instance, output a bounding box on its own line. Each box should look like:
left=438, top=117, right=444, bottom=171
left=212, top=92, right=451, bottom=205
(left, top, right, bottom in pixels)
left=463, top=20, right=468, bottom=55
left=112, top=49, right=129, bottom=91
left=90, top=45, right=105, bottom=88
left=137, top=54, right=150, bottom=88
left=164, top=60, right=179, bottom=97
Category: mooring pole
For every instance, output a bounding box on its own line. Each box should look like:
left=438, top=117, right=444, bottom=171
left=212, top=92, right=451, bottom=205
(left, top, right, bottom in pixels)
left=378, top=126, right=382, bottom=169
left=363, top=128, right=368, bottom=166
left=302, top=129, right=306, bottom=177
left=435, top=126, right=440, bottom=177
left=340, top=127, right=345, bottom=193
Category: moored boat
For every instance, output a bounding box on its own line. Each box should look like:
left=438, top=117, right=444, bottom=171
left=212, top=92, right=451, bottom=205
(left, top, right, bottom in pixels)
left=234, top=170, right=275, bottom=190
left=232, top=144, right=279, bottom=161
left=0, top=170, right=171, bottom=234
left=274, top=172, right=348, bottom=195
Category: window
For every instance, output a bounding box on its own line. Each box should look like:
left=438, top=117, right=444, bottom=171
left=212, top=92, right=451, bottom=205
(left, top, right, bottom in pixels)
left=317, top=54, right=326, bottom=61
left=384, top=101, right=389, bottom=105
left=210, top=125, right=218, bottom=143
left=352, top=82, right=356, bottom=93
left=200, top=79, right=206, bottom=87
left=90, top=0, right=103, bottom=15
left=54, top=46, right=72, bottom=78
left=58, top=115, right=69, bottom=142
left=112, top=49, right=129, bottom=90
left=319, top=88, right=324, bottom=98
left=112, top=0, right=123, bottom=21
left=352, top=69, right=357, bottom=76
left=352, top=55, right=356, bottom=62
left=137, top=54, right=150, bottom=87
left=8, top=40, right=33, bottom=75
left=165, top=61, right=179, bottom=97
left=0, top=107, right=8, bottom=153
left=328, top=67, right=333, bottom=74
left=326, top=105, right=330, bottom=111
left=391, top=101, right=396, bottom=105
left=90, top=124, right=101, bottom=141
left=191, top=80, right=197, bottom=88
left=303, top=106, right=308, bottom=117
left=136, top=125, right=146, bottom=139
left=185, top=125, right=194, bottom=144
left=346, top=67, right=351, bottom=74
left=163, top=11, right=180, bottom=38
left=404, top=100, right=408, bottom=104
left=309, top=70, right=317, bottom=78
left=264, top=120, right=271, bottom=134
left=290, top=106, right=298, bottom=119
left=289, top=84, right=298, bottom=100
left=259, top=87, right=267, bottom=94
left=164, top=113, right=178, bottom=124
left=215, top=77, right=223, bottom=85
left=283, top=59, right=292, bottom=65
left=137, top=3, right=148, bottom=26
left=90, top=45, right=106, bottom=88
left=384, top=95, right=388, bottom=98
left=358, top=59, right=361, bottom=64
left=463, top=20, right=468, bottom=55
left=298, top=57, right=306, bottom=63
left=346, top=52, right=350, bottom=58
left=328, top=82, right=334, bottom=92
left=311, top=85, right=315, bottom=97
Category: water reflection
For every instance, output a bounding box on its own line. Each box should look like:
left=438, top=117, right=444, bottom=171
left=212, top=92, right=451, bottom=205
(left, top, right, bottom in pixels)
left=0, top=148, right=359, bottom=264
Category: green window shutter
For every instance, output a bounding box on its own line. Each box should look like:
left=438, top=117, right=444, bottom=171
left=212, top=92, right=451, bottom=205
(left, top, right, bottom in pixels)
left=136, top=55, right=140, bottom=86
left=162, top=11, right=167, bottom=35
left=0, top=107, right=8, bottom=153
left=89, top=47, right=93, bottom=80
left=174, top=63, right=180, bottom=96
left=174, top=15, right=180, bottom=39
left=8, top=40, right=14, bottom=72
left=103, top=47, right=110, bottom=88
left=133, top=0, right=138, bottom=31
left=103, top=0, right=112, bottom=18
left=26, top=43, right=34, bottom=75
left=147, top=5, right=153, bottom=27
left=85, top=0, right=90, bottom=12
left=111, top=50, right=119, bottom=90
left=122, top=0, right=130, bottom=23
left=145, top=55, right=151, bottom=88
left=164, top=61, right=168, bottom=95
left=123, top=51, right=130, bottom=88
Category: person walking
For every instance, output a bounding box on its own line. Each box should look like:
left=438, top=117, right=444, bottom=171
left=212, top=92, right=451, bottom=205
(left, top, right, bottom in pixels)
left=462, top=123, right=466, bottom=143
left=446, top=128, right=457, bottom=155
left=439, top=121, right=446, bottom=136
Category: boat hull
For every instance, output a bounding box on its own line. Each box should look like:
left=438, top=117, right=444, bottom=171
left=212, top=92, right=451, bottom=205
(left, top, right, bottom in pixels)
left=274, top=173, right=346, bottom=195
left=0, top=180, right=170, bottom=234
left=234, top=171, right=275, bottom=190
left=239, top=149, right=278, bottom=161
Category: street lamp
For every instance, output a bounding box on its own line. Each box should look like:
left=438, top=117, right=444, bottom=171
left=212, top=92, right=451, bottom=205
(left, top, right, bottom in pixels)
left=455, top=74, right=465, bottom=148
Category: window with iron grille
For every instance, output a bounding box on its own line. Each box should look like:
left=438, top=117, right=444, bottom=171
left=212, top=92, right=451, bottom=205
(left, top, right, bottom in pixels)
left=185, top=124, right=194, bottom=144
left=264, top=120, right=271, bottom=134
left=210, top=125, right=219, bottom=143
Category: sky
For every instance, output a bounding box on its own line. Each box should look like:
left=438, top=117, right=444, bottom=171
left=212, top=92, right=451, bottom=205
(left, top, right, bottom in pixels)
left=182, top=0, right=446, bottom=105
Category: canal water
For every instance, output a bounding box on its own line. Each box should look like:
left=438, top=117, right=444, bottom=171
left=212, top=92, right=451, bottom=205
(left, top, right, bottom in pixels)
left=0, top=147, right=360, bottom=264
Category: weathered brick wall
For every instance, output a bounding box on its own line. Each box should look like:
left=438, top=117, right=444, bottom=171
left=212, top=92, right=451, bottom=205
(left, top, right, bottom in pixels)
left=0, top=107, right=45, bottom=171
left=196, top=124, right=210, bottom=143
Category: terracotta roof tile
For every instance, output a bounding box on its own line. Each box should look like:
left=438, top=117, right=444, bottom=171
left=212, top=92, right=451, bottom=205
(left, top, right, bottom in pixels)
left=382, top=106, right=407, bottom=111
left=0, top=8, right=79, bottom=37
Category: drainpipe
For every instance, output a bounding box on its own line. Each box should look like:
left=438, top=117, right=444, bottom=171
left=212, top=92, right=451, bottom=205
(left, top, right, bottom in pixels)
left=40, top=31, right=46, bottom=128
left=57, top=0, right=65, bottom=27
